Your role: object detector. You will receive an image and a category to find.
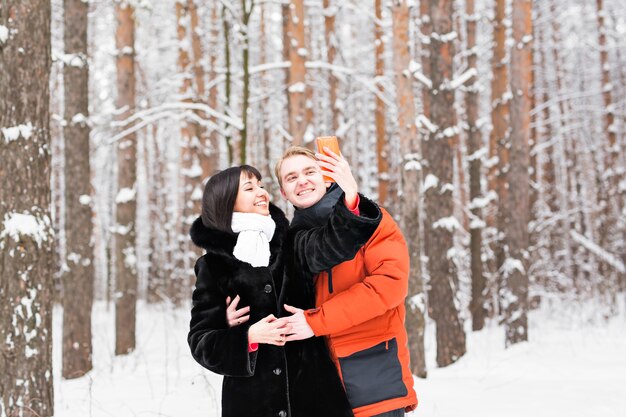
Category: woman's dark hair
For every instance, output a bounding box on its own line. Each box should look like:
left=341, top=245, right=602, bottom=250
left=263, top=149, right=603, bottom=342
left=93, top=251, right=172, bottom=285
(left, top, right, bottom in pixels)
left=201, top=164, right=262, bottom=232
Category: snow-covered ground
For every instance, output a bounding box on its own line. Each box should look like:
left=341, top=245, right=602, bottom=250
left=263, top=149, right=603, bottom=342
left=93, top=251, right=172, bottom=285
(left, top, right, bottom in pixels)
left=53, top=299, right=626, bottom=417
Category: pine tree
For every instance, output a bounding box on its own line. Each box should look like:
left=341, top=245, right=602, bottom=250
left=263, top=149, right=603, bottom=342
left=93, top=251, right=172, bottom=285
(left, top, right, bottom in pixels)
left=0, top=1, right=55, bottom=415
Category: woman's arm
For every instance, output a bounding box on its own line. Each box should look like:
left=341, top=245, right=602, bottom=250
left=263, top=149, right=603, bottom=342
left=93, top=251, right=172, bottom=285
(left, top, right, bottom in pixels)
left=189, top=257, right=291, bottom=376
left=188, top=256, right=258, bottom=377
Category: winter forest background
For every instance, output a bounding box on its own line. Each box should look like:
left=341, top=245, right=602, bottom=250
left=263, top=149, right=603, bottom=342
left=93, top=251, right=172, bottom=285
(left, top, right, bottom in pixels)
left=1, top=0, right=625, bottom=416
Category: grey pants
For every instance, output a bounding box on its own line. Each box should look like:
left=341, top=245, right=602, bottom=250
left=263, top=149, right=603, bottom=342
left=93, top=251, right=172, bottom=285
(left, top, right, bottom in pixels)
left=371, top=408, right=405, bottom=417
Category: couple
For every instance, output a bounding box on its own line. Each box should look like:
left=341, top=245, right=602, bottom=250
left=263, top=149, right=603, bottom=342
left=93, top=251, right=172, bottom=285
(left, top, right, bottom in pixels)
left=188, top=146, right=417, bottom=417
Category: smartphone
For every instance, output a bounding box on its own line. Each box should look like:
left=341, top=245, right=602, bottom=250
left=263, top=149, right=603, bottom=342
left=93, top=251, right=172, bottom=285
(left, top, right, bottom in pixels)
left=315, top=136, right=341, bottom=182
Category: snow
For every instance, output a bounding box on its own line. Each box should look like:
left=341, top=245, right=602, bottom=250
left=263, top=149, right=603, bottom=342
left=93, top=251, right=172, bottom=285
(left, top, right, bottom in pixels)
left=469, top=194, right=494, bottom=210
left=501, top=257, right=526, bottom=276
left=431, top=31, right=458, bottom=43
left=54, top=302, right=222, bottom=417
left=115, top=187, right=136, bottom=204
left=71, top=113, right=88, bottom=126
left=52, top=301, right=626, bottom=417
left=433, top=216, right=461, bottom=232
left=191, top=186, right=203, bottom=201
left=182, top=161, right=202, bottom=179
left=441, top=126, right=460, bottom=138
left=288, top=82, right=306, bottom=93
left=416, top=115, right=438, bottom=133
left=467, top=146, right=487, bottom=161
left=79, top=195, right=92, bottom=205
left=2, top=123, right=34, bottom=142
left=570, top=231, right=625, bottom=273
left=404, top=160, right=422, bottom=172
left=423, top=174, right=439, bottom=192
left=1, top=212, right=51, bottom=248
left=0, top=25, right=8, bottom=44
left=450, top=68, right=477, bottom=90
left=469, top=218, right=486, bottom=229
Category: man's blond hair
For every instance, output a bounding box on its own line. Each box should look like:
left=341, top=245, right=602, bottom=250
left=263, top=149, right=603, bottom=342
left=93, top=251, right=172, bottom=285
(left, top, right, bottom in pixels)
left=274, top=146, right=317, bottom=188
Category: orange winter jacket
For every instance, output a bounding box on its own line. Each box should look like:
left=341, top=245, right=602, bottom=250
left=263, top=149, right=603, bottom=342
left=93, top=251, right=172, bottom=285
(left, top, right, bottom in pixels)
left=304, top=208, right=418, bottom=417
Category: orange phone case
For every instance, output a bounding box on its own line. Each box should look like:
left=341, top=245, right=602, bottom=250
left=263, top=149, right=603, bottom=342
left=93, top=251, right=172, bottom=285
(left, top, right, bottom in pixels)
left=315, top=136, right=340, bottom=182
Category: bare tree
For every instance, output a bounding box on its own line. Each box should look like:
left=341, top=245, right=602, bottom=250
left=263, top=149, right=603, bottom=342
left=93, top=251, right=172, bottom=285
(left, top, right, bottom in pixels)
left=488, top=0, right=510, bottom=315
left=204, top=0, right=220, bottom=178
left=114, top=0, right=138, bottom=355
left=240, top=0, right=254, bottom=162
left=375, top=0, right=389, bottom=206
left=504, top=0, right=532, bottom=347
left=287, top=0, right=307, bottom=144
left=62, top=0, right=94, bottom=379
left=465, top=0, right=486, bottom=331
left=391, top=0, right=426, bottom=378
left=324, top=0, right=339, bottom=131
left=595, top=0, right=624, bottom=292
left=0, top=1, right=55, bottom=415
left=424, top=0, right=466, bottom=367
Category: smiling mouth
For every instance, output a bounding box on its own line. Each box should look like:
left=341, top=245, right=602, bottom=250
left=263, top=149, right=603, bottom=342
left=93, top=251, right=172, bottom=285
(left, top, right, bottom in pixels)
left=254, top=201, right=268, bottom=207
left=297, top=189, right=314, bottom=197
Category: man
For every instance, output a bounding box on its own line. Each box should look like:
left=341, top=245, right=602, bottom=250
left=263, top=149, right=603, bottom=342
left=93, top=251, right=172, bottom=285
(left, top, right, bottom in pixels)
left=277, top=146, right=417, bottom=417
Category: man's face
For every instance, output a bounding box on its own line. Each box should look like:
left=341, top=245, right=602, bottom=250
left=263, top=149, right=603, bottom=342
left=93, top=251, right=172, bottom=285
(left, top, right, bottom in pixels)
left=279, top=154, right=328, bottom=209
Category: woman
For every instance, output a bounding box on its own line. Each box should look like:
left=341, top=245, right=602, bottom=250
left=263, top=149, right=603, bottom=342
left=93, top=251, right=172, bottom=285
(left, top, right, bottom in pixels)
left=188, top=164, right=381, bottom=417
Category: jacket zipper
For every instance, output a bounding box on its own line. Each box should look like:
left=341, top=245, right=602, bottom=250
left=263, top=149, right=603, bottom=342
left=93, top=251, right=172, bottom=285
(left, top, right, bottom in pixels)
left=327, top=268, right=333, bottom=294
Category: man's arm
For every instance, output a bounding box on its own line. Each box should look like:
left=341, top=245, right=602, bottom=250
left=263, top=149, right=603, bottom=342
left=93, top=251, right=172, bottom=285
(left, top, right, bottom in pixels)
left=292, top=194, right=382, bottom=274
left=286, top=211, right=409, bottom=339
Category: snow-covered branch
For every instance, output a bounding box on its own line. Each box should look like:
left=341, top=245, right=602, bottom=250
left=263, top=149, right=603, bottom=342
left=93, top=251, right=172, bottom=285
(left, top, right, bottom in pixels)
left=570, top=231, right=626, bottom=274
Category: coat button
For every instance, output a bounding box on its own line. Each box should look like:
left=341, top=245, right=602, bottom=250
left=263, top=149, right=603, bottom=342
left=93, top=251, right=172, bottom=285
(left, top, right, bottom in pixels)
left=264, top=284, right=272, bottom=293
left=278, top=411, right=287, bottom=417
left=273, top=367, right=282, bottom=375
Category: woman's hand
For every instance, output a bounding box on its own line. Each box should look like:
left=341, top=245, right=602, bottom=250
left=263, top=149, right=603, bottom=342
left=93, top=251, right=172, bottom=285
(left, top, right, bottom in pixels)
left=248, top=314, right=292, bottom=346
left=315, top=147, right=358, bottom=208
left=226, top=295, right=250, bottom=327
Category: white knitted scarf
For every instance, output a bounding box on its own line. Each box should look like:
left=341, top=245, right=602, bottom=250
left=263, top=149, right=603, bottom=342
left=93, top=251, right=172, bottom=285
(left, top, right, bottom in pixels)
left=231, top=212, right=276, bottom=267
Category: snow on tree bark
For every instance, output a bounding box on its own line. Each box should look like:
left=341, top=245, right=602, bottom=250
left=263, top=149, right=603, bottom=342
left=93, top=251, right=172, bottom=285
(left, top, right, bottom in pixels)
left=114, top=0, right=138, bottom=355
left=391, top=0, right=426, bottom=378
left=0, top=1, right=55, bottom=415
left=424, top=0, right=466, bottom=367
left=287, top=0, right=307, bottom=145
left=62, top=0, right=94, bottom=379
left=504, top=0, right=532, bottom=347
left=464, top=0, right=486, bottom=332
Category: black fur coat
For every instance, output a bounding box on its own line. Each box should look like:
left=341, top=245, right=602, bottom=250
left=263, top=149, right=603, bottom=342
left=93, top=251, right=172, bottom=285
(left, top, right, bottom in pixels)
left=188, top=201, right=380, bottom=417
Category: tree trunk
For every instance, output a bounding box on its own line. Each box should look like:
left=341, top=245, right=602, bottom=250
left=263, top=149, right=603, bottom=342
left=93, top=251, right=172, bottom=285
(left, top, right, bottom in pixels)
left=391, top=0, right=426, bottom=378
left=425, top=0, right=466, bottom=367
left=324, top=0, right=339, bottom=131
left=114, top=0, right=137, bottom=355
left=549, top=1, right=574, bottom=287
left=489, top=0, right=510, bottom=315
left=62, top=0, right=94, bottom=379
left=146, top=126, right=167, bottom=303
left=240, top=0, right=254, bottom=163
left=0, top=1, right=55, bottom=415
left=504, top=0, right=532, bottom=347
left=465, top=0, right=486, bottom=331
left=375, top=0, right=388, bottom=206
left=174, top=1, right=198, bottom=306
left=189, top=0, right=217, bottom=189
left=204, top=0, right=220, bottom=179
left=595, top=0, right=623, bottom=294
left=287, top=0, right=307, bottom=144
left=223, top=4, right=234, bottom=164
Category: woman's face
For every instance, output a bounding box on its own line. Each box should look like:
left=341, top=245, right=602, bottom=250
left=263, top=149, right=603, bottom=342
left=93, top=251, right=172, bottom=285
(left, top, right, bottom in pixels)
left=233, top=172, right=270, bottom=216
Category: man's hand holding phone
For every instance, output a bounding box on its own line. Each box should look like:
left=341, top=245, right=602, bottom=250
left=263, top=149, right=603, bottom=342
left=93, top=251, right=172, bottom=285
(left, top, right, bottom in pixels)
left=315, top=136, right=358, bottom=209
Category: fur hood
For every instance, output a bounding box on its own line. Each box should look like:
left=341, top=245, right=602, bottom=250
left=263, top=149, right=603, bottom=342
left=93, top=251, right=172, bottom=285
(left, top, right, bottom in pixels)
left=189, top=202, right=289, bottom=260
